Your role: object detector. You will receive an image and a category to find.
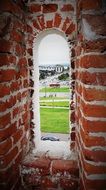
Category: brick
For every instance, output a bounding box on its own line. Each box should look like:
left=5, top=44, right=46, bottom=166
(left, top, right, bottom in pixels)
left=0, top=69, right=16, bottom=82
left=12, top=128, right=23, bottom=144
left=71, top=132, right=76, bottom=141
left=26, top=24, right=33, bottom=33
left=0, top=122, right=17, bottom=142
left=0, top=40, right=13, bottom=53
left=83, top=87, right=106, bottom=101
left=21, top=135, right=28, bottom=151
left=46, top=20, right=53, bottom=28
left=27, top=48, right=33, bottom=56
left=21, top=90, right=28, bottom=99
left=62, top=17, right=71, bottom=32
left=0, top=96, right=16, bottom=112
left=3, top=167, right=20, bottom=190
left=23, top=157, right=51, bottom=175
left=83, top=147, right=106, bottom=162
left=52, top=160, right=79, bottom=177
left=0, top=138, right=12, bottom=155
left=80, top=55, right=106, bottom=68
left=60, top=178, right=78, bottom=190
left=17, top=92, right=22, bottom=102
left=80, top=0, right=102, bottom=10
left=61, top=4, right=74, bottom=12
left=0, top=54, right=16, bottom=67
left=18, top=67, right=28, bottom=78
left=43, top=4, right=58, bottom=13
left=11, top=81, right=21, bottom=92
left=83, top=15, right=106, bottom=36
left=14, top=150, right=23, bottom=166
left=81, top=101, right=106, bottom=117
left=33, top=20, right=41, bottom=30
left=0, top=146, right=18, bottom=169
left=0, top=0, right=23, bottom=16
left=0, top=15, right=11, bottom=38
left=81, top=71, right=106, bottom=86
left=83, top=39, right=106, bottom=53
left=0, top=165, right=13, bottom=183
left=76, top=82, right=82, bottom=95
left=11, top=30, right=23, bottom=43
left=22, top=111, right=29, bottom=125
left=70, top=111, right=75, bottom=123
left=23, top=79, right=29, bottom=88
left=66, top=22, right=75, bottom=35
left=80, top=127, right=106, bottom=147
left=41, top=177, right=57, bottom=189
left=81, top=117, right=106, bottom=133
left=13, top=107, right=19, bottom=119
left=15, top=44, right=25, bottom=56
left=54, top=13, right=62, bottom=27
left=76, top=45, right=82, bottom=57
left=82, top=157, right=106, bottom=174
left=83, top=172, right=106, bottom=190
left=13, top=20, right=24, bottom=32
left=0, top=84, right=10, bottom=98
left=29, top=4, right=41, bottom=13
left=0, top=113, right=11, bottom=129
left=23, top=174, right=40, bottom=186
left=18, top=57, right=27, bottom=67
left=37, top=15, right=45, bottom=30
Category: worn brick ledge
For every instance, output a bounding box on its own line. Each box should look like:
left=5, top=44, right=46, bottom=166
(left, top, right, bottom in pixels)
left=21, top=155, right=79, bottom=190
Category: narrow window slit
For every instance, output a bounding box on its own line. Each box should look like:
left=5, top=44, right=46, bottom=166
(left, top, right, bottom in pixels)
left=32, top=29, right=73, bottom=159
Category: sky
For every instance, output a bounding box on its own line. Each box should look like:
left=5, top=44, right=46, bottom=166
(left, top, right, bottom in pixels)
left=38, top=34, right=70, bottom=65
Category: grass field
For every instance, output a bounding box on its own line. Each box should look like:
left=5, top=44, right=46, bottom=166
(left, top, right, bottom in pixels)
left=40, top=101, right=69, bottom=107
left=40, top=87, right=69, bottom=93
left=40, top=108, right=69, bottom=133
left=40, top=97, right=66, bottom=101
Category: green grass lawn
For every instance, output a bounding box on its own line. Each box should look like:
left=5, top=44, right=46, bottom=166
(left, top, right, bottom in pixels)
left=40, top=87, right=69, bottom=93
left=40, top=97, right=67, bottom=101
left=40, top=108, right=69, bottom=134
left=40, top=101, right=69, bottom=107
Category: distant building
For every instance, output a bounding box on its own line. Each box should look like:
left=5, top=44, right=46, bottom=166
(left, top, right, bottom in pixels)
left=55, top=65, right=64, bottom=73
left=39, top=65, right=55, bottom=72
left=39, top=64, right=64, bottom=74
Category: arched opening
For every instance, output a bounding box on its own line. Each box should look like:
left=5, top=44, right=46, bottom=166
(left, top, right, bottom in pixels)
left=33, top=29, right=72, bottom=158
left=38, top=33, right=70, bottom=141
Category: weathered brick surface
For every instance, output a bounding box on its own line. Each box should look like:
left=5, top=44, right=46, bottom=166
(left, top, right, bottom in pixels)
left=21, top=157, right=79, bottom=190
left=42, top=4, right=58, bottom=13
left=0, top=0, right=106, bottom=190
left=76, top=0, right=106, bottom=189
left=0, top=1, right=30, bottom=189
left=52, top=159, right=79, bottom=177
left=61, top=4, right=74, bottom=12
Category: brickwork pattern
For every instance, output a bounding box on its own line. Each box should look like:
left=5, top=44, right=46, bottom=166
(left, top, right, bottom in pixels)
left=76, top=0, right=106, bottom=189
left=0, top=0, right=106, bottom=190
left=0, top=1, right=30, bottom=189
left=21, top=156, right=79, bottom=190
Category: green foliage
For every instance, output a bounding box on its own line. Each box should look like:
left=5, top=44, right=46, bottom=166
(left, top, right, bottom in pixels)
left=58, top=73, right=69, bottom=80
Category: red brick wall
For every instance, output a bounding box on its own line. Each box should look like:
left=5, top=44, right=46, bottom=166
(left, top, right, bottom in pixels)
left=76, top=0, right=106, bottom=189
left=0, top=0, right=106, bottom=190
left=0, top=1, right=30, bottom=189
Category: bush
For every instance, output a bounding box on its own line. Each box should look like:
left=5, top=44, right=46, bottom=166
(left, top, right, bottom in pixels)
left=58, top=73, right=69, bottom=80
